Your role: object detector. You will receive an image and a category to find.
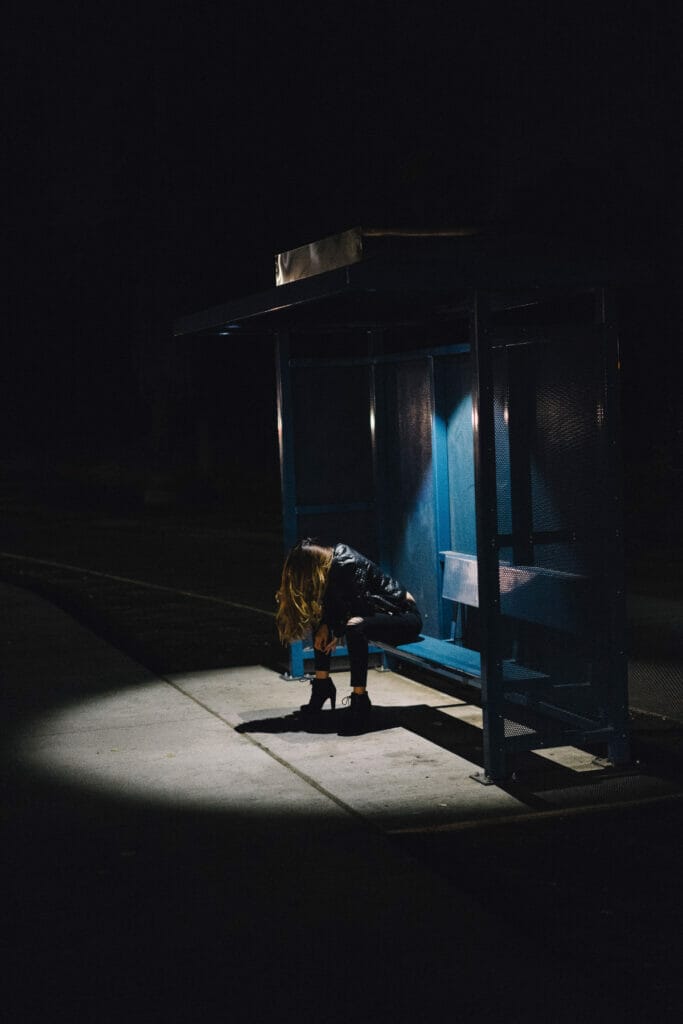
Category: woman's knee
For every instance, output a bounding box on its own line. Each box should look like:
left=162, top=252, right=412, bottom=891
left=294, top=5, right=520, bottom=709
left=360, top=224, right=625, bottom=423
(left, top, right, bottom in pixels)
left=345, top=619, right=367, bottom=644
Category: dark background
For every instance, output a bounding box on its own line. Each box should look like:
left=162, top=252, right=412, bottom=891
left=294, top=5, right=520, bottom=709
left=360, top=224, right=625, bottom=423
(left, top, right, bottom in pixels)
left=3, top=16, right=682, bottom=1017
left=4, top=4, right=682, bottom=565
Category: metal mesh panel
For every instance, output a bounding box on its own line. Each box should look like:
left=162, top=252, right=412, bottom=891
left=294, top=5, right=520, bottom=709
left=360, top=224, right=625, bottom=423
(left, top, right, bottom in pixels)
left=296, top=510, right=378, bottom=562
left=492, top=328, right=622, bottom=731
left=291, top=364, right=373, bottom=507
left=530, top=339, right=605, bottom=546
left=503, top=717, right=537, bottom=738
left=437, top=353, right=477, bottom=556
left=493, top=350, right=512, bottom=536
left=629, top=660, right=683, bottom=718
left=375, top=359, right=440, bottom=632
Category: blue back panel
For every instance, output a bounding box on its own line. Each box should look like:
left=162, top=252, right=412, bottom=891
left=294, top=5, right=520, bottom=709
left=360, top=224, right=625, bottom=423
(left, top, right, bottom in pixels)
left=374, top=358, right=440, bottom=635
left=435, top=352, right=477, bottom=557
left=291, top=363, right=374, bottom=508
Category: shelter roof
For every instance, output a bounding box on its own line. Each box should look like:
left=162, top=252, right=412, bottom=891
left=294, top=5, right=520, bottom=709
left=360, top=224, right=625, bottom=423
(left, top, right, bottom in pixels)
left=173, top=228, right=653, bottom=338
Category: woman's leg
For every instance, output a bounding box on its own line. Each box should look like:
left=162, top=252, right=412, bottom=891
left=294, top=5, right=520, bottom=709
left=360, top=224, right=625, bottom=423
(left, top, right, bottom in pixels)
left=339, top=610, right=420, bottom=730
left=299, top=643, right=336, bottom=714
left=345, top=608, right=422, bottom=689
left=344, top=621, right=370, bottom=689
left=313, top=646, right=331, bottom=679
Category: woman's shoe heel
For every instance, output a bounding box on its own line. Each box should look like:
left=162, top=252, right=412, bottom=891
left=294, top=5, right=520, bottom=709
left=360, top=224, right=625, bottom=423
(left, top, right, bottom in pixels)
left=300, top=677, right=337, bottom=714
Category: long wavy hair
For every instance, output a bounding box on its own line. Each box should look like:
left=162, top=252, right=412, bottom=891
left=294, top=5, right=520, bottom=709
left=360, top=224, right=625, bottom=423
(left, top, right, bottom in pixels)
left=275, top=539, right=333, bottom=643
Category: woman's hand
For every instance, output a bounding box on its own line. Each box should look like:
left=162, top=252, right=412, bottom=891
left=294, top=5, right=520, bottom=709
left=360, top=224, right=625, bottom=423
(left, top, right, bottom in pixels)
left=314, top=624, right=338, bottom=655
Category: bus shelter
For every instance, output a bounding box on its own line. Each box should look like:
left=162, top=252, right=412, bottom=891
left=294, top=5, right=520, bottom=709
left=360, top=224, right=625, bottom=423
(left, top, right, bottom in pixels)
left=174, top=227, right=634, bottom=782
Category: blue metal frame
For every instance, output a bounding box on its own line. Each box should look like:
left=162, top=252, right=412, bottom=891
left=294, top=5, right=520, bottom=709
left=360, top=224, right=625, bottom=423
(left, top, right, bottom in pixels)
left=275, top=331, right=307, bottom=678
left=175, top=240, right=637, bottom=783
left=430, top=354, right=452, bottom=641
left=596, top=288, right=630, bottom=766
left=470, top=291, right=506, bottom=782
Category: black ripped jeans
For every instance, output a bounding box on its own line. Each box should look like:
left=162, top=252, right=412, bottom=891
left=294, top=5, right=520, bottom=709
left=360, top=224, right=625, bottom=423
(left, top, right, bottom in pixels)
left=314, top=606, right=423, bottom=687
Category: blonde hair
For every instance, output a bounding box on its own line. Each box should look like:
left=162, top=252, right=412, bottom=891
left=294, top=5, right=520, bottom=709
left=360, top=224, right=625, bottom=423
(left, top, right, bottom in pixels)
left=275, top=539, right=333, bottom=644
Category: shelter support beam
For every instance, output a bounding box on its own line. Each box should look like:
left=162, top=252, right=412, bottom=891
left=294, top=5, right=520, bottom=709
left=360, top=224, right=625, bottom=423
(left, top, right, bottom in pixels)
left=597, top=289, right=630, bottom=766
left=276, top=331, right=306, bottom=679
left=471, top=291, right=506, bottom=782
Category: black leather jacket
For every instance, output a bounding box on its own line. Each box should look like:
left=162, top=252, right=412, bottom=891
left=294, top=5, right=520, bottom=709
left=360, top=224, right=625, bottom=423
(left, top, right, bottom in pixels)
left=321, top=543, right=416, bottom=638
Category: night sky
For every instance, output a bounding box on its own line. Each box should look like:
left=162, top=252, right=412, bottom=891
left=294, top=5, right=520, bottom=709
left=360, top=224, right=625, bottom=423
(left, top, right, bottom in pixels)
left=4, top=5, right=682, bottom=531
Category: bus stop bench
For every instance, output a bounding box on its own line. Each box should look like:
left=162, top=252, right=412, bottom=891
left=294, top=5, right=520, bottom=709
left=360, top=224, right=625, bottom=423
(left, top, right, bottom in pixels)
left=372, top=634, right=548, bottom=688
left=440, top=551, right=592, bottom=635
left=373, top=551, right=589, bottom=689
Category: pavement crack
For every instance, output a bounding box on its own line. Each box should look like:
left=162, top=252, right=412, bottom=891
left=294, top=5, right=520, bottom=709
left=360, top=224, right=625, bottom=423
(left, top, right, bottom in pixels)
left=162, top=675, right=389, bottom=832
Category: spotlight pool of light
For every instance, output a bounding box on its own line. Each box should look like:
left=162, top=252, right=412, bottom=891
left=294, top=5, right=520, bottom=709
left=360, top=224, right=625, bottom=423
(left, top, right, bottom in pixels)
left=12, top=670, right=342, bottom=816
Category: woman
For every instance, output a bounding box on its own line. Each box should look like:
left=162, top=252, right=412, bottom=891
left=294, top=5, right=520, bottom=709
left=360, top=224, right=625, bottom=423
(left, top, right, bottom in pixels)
left=276, top=538, right=422, bottom=728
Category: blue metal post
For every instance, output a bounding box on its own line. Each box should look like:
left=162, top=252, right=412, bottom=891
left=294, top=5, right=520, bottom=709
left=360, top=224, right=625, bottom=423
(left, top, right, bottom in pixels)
left=275, top=331, right=306, bottom=679
left=430, top=355, right=452, bottom=639
left=368, top=331, right=390, bottom=670
left=597, top=289, right=630, bottom=765
left=470, top=291, right=506, bottom=783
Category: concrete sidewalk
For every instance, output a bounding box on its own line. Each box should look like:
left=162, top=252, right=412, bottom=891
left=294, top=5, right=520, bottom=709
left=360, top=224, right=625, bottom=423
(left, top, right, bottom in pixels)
left=3, top=582, right=682, bottom=1022
left=6, top=579, right=681, bottom=830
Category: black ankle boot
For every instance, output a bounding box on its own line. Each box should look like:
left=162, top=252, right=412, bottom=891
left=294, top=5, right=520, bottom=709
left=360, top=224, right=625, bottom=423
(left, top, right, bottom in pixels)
left=340, top=691, right=372, bottom=733
left=300, top=677, right=336, bottom=714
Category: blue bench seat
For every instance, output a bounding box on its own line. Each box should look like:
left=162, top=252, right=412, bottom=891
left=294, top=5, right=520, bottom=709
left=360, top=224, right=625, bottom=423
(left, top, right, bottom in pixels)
left=373, top=634, right=548, bottom=688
